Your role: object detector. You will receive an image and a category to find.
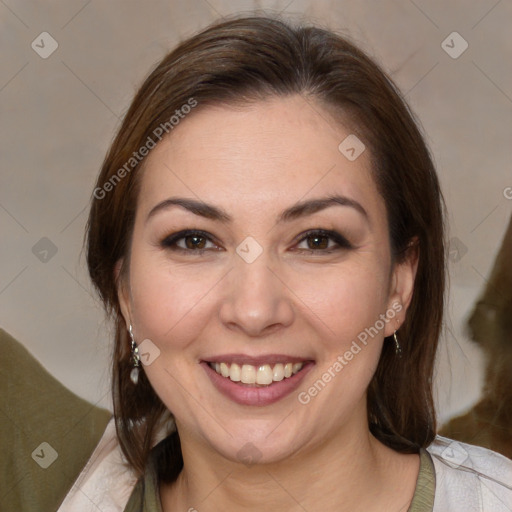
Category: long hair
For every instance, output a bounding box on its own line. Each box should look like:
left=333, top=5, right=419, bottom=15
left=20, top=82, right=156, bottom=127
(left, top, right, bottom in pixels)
left=86, top=15, right=446, bottom=479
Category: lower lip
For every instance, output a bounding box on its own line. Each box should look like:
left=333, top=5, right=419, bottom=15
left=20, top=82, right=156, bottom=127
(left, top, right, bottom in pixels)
left=202, top=361, right=315, bottom=406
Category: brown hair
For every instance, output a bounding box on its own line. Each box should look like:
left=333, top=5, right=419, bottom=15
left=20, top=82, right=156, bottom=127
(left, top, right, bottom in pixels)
left=86, top=15, right=445, bottom=480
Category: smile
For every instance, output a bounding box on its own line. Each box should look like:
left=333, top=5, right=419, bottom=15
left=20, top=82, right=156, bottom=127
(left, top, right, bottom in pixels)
left=207, top=361, right=304, bottom=386
left=202, top=356, right=314, bottom=406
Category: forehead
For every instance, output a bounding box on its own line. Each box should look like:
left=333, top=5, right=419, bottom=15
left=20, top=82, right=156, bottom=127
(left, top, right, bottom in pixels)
left=137, top=95, right=385, bottom=223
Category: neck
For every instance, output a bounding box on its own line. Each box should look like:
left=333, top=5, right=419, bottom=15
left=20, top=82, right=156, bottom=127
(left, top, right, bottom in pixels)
left=160, top=412, right=419, bottom=512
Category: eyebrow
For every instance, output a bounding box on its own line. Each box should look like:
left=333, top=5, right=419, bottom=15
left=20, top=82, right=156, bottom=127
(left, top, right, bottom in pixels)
left=146, top=194, right=368, bottom=225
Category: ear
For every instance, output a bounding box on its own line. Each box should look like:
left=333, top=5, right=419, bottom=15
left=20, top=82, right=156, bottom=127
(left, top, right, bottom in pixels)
left=115, top=258, right=132, bottom=330
left=384, top=239, right=419, bottom=337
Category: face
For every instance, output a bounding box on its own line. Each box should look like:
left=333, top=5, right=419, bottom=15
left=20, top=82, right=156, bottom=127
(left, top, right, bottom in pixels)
left=118, top=95, right=416, bottom=465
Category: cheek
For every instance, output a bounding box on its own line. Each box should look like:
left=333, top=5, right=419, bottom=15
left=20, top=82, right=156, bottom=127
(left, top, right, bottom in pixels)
left=128, top=251, right=225, bottom=348
left=288, top=259, right=390, bottom=348
left=126, top=254, right=223, bottom=417
left=292, top=263, right=390, bottom=408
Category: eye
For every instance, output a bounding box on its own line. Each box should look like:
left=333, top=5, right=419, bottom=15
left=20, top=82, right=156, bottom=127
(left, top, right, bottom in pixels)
left=160, top=230, right=220, bottom=254
left=294, top=229, right=353, bottom=253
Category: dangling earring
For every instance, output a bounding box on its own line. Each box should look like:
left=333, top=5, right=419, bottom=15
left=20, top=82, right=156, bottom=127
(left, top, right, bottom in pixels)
left=393, top=330, right=402, bottom=358
left=129, top=324, right=140, bottom=384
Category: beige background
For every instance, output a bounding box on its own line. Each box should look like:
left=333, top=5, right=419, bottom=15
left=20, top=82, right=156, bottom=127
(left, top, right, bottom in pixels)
left=1, top=0, right=511, bottom=424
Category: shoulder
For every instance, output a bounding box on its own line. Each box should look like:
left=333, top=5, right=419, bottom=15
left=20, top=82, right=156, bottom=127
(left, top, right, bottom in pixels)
left=427, top=435, right=512, bottom=511
left=0, top=328, right=113, bottom=511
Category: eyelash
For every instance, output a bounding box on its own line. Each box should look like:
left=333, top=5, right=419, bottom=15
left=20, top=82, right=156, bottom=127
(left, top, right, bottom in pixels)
left=160, top=229, right=353, bottom=255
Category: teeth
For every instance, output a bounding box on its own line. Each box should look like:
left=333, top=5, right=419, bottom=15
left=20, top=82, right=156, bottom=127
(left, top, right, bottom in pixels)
left=273, top=363, right=284, bottom=381
left=220, top=362, right=229, bottom=377
left=230, top=363, right=241, bottom=382
left=256, top=364, right=273, bottom=385
left=241, top=364, right=256, bottom=384
left=292, top=363, right=302, bottom=375
left=210, top=361, right=305, bottom=385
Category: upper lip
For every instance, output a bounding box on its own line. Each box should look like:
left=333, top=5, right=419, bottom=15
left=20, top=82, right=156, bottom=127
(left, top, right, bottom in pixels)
left=202, top=353, right=314, bottom=366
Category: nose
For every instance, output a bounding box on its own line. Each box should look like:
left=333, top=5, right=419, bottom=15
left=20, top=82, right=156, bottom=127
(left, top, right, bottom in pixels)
left=218, top=251, right=295, bottom=337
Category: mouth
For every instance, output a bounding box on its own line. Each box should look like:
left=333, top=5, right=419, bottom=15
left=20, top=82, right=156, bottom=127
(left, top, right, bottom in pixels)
left=201, top=355, right=315, bottom=406
left=207, top=361, right=306, bottom=386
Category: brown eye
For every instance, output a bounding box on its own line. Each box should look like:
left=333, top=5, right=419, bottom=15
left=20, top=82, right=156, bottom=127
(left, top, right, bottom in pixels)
left=161, top=230, right=220, bottom=254
left=295, top=229, right=353, bottom=253
left=184, top=234, right=207, bottom=250
left=306, top=234, right=329, bottom=250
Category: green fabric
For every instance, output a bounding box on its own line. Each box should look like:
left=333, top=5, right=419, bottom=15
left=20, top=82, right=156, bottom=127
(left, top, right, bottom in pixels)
left=123, top=437, right=165, bottom=512
left=124, top=441, right=436, bottom=512
left=0, top=328, right=112, bottom=512
left=409, top=449, right=436, bottom=512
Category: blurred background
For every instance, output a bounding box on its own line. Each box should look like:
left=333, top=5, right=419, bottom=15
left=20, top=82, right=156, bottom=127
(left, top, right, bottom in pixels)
left=1, top=0, right=511, bottom=431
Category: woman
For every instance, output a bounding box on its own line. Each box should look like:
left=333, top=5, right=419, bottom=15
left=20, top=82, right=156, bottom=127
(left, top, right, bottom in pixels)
left=8, top=14, right=510, bottom=512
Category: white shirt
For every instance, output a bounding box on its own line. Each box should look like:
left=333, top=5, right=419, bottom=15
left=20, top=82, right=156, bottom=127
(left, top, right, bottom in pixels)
left=428, top=435, right=512, bottom=511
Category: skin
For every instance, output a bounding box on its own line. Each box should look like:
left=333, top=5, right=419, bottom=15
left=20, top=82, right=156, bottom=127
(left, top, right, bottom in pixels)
left=117, top=94, right=420, bottom=512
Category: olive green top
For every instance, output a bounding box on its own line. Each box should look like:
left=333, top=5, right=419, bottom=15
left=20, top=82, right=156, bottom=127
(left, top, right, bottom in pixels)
left=0, top=328, right=112, bottom=511
left=0, top=327, right=435, bottom=511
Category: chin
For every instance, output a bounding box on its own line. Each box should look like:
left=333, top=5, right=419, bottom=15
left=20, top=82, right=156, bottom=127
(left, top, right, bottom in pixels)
left=197, top=418, right=308, bottom=467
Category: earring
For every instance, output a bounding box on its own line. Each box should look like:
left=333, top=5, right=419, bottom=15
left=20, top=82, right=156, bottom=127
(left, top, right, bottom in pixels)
left=393, top=330, right=402, bottom=357
left=129, top=324, right=140, bottom=384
